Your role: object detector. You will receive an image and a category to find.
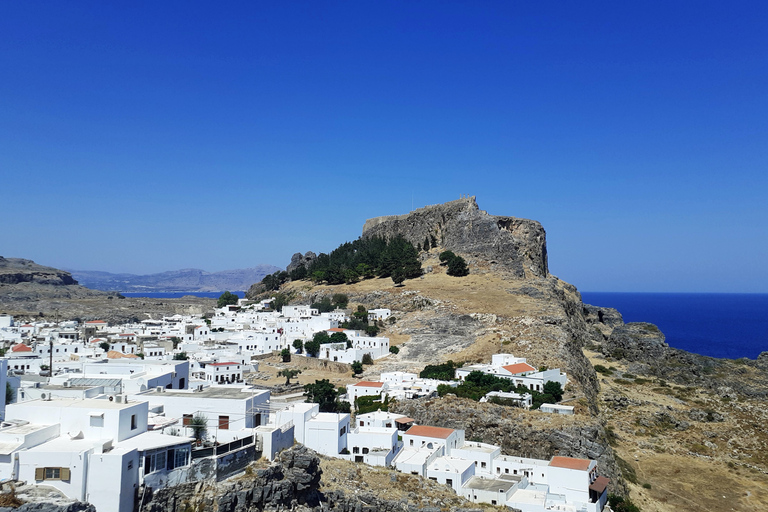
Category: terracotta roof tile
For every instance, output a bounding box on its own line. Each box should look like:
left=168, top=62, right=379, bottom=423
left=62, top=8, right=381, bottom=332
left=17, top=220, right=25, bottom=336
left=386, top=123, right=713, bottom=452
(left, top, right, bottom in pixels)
left=404, top=425, right=455, bottom=439
left=502, top=362, right=536, bottom=375
left=549, top=456, right=592, bottom=471
left=353, top=381, right=384, bottom=388
left=11, top=344, right=32, bottom=352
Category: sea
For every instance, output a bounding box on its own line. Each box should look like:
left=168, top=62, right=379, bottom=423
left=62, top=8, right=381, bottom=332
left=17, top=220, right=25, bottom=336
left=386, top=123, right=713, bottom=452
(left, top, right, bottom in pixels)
left=119, top=291, right=245, bottom=299
left=581, top=292, right=768, bottom=360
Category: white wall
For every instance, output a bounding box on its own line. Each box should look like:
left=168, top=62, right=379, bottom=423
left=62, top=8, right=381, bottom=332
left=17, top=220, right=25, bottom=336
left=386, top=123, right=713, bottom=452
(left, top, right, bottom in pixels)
left=87, top=448, right=139, bottom=512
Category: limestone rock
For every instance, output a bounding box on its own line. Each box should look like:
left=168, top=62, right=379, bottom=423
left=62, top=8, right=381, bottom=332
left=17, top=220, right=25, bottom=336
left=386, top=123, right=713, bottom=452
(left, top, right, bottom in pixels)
left=286, top=251, right=317, bottom=274
left=602, top=322, right=667, bottom=361
left=362, top=197, right=548, bottom=279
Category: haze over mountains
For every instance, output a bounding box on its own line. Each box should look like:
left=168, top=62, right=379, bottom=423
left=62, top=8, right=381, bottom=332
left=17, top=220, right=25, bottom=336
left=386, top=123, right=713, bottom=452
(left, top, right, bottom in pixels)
left=69, top=265, right=281, bottom=293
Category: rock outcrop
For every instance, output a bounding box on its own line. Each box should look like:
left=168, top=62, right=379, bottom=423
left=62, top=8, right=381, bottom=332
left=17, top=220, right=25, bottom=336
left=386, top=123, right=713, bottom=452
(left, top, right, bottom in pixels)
left=362, top=197, right=548, bottom=279
left=139, top=445, right=481, bottom=512
left=286, top=251, right=317, bottom=274
left=601, top=322, right=668, bottom=361
left=0, top=257, right=78, bottom=286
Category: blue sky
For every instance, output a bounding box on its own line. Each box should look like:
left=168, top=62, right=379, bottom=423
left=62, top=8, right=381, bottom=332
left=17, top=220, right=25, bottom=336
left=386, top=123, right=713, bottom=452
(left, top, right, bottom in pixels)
left=1, top=1, right=766, bottom=292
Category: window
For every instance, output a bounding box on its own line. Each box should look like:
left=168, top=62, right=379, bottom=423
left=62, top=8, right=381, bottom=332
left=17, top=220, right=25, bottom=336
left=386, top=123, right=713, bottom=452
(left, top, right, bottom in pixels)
left=481, top=462, right=487, bottom=468
left=491, top=501, right=497, bottom=506
left=127, top=460, right=133, bottom=470
left=35, top=467, right=70, bottom=481
left=183, top=414, right=193, bottom=426
left=446, top=479, right=453, bottom=487
left=219, top=415, right=230, bottom=430
left=131, top=414, right=137, bottom=430
left=353, top=447, right=359, bottom=454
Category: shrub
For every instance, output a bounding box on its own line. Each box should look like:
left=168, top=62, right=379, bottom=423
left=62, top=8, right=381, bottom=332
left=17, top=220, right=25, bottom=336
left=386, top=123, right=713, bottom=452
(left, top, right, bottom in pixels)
left=351, top=361, right=363, bottom=375
left=280, top=348, right=291, bottom=362
left=389, top=346, right=400, bottom=354
left=362, top=353, right=374, bottom=365
left=446, top=255, right=469, bottom=277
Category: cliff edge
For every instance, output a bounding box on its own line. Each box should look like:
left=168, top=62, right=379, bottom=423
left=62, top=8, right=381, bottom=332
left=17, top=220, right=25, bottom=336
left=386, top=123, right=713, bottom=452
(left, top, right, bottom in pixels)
left=362, top=197, right=548, bottom=279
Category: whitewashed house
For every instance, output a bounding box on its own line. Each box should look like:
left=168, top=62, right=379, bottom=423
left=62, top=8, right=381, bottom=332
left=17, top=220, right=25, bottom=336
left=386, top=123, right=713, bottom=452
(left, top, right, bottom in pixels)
left=367, top=309, right=391, bottom=322
left=347, top=381, right=389, bottom=403
left=426, top=456, right=475, bottom=493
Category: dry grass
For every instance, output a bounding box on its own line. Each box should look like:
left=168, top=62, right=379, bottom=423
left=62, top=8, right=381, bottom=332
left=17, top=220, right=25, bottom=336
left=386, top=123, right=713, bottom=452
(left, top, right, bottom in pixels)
left=584, top=349, right=768, bottom=512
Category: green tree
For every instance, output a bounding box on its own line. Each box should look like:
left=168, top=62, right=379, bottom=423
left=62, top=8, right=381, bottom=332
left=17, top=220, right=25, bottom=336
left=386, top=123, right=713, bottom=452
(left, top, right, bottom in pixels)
left=389, top=346, right=400, bottom=354
left=304, top=379, right=343, bottom=412
left=365, top=324, right=379, bottom=337
left=99, top=342, right=110, bottom=352
left=391, top=268, right=406, bottom=286
left=280, top=348, right=291, bottom=362
left=424, top=236, right=431, bottom=252
left=173, top=352, right=188, bottom=360
left=217, top=291, right=240, bottom=308
left=311, top=297, right=334, bottom=313
left=332, top=293, right=349, bottom=308
left=362, top=353, right=374, bottom=365
left=543, top=381, right=564, bottom=402
left=329, top=331, right=349, bottom=347
left=439, top=250, right=456, bottom=264
left=420, top=361, right=460, bottom=381
left=270, top=292, right=291, bottom=312
left=292, top=339, right=304, bottom=354
left=305, top=331, right=329, bottom=358
left=430, top=235, right=437, bottom=248
left=351, top=361, right=364, bottom=375
left=189, top=414, right=208, bottom=443
left=170, top=336, right=182, bottom=349
left=6, top=382, right=14, bottom=405
left=278, top=369, right=301, bottom=385
left=447, top=255, right=469, bottom=277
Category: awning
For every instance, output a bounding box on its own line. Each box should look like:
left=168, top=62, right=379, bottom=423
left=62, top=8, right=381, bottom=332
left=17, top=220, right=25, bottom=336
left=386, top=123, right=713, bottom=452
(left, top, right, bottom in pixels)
left=395, top=417, right=415, bottom=424
left=589, top=476, right=610, bottom=494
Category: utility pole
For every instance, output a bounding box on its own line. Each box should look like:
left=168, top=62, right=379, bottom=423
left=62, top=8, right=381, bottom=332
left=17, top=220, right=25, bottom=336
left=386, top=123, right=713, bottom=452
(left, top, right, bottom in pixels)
left=49, top=338, right=53, bottom=382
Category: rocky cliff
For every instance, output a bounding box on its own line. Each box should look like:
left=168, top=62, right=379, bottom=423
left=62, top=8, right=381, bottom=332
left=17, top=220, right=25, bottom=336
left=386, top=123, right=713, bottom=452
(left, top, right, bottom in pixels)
left=0, top=257, right=78, bottom=286
left=362, top=197, right=548, bottom=279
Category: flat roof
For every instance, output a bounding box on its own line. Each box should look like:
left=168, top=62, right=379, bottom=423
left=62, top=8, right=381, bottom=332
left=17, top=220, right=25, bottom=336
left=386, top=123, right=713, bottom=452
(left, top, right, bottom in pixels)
left=464, top=475, right=521, bottom=491
left=140, top=387, right=268, bottom=400
left=116, top=432, right=193, bottom=452
left=507, top=488, right=547, bottom=506
left=9, top=398, right=135, bottom=410
left=393, top=446, right=441, bottom=466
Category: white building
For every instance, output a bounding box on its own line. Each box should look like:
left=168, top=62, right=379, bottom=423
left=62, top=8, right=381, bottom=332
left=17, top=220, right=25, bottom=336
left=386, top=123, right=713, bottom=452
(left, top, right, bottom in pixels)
left=426, top=455, right=475, bottom=493
left=347, top=381, right=388, bottom=403
left=134, top=386, right=270, bottom=443
left=367, top=309, right=391, bottom=322
left=203, top=361, right=243, bottom=385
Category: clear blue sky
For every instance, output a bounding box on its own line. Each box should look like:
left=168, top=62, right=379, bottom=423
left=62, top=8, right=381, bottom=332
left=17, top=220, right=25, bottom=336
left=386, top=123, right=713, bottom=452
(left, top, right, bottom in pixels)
left=1, top=1, right=766, bottom=292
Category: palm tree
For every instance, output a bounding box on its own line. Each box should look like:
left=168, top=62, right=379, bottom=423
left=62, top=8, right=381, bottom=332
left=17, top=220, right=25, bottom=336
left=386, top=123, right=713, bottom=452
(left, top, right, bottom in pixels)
left=189, top=414, right=208, bottom=444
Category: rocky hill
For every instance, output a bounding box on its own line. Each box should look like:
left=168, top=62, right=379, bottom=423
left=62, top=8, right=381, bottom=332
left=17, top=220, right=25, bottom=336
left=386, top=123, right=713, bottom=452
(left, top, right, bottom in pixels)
left=70, top=265, right=281, bottom=293
left=0, top=257, right=214, bottom=323
left=0, top=257, right=78, bottom=286
left=362, top=196, right=548, bottom=278
left=250, top=198, right=768, bottom=512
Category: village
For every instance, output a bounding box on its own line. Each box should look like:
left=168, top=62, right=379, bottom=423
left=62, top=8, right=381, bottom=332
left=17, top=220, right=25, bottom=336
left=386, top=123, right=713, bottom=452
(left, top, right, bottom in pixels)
left=0, top=300, right=608, bottom=512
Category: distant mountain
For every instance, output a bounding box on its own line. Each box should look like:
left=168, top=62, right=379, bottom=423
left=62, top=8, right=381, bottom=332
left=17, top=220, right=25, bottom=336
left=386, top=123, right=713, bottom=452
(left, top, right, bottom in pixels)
left=70, top=266, right=282, bottom=293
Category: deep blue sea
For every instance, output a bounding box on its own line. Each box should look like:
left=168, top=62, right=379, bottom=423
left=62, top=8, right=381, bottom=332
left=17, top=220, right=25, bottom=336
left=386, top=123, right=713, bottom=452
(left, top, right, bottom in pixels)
left=120, top=291, right=245, bottom=299
left=580, top=292, right=768, bottom=360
